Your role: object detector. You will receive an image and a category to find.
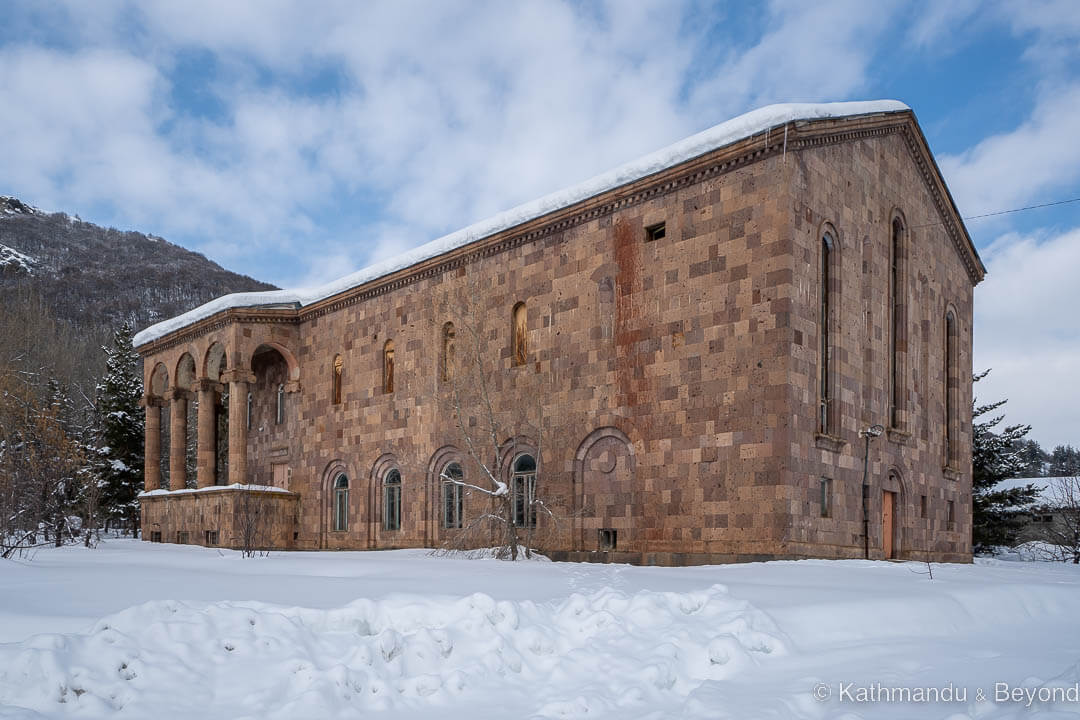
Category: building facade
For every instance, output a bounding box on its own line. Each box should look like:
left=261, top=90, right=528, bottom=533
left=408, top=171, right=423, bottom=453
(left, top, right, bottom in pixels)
left=136, top=102, right=984, bottom=564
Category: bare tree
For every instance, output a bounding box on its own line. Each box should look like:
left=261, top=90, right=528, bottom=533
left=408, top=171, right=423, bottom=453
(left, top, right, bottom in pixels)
left=1028, top=476, right=1080, bottom=564
left=433, top=284, right=565, bottom=560
left=234, top=488, right=267, bottom=558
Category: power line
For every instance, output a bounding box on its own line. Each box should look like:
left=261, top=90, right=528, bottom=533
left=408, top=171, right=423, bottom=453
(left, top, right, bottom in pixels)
left=911, top=196, right=1080, bottom=229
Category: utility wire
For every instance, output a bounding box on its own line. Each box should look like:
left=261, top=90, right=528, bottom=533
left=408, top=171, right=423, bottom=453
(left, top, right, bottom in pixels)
left=912, top=196, right=1080, bottom=229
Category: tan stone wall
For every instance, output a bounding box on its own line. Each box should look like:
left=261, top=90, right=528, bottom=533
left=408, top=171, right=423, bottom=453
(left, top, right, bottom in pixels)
left=141, top=489, right=299, bottom=550
left=781, top=132, right=974, bottom=562
left=137, top=113, right=979, bottom=564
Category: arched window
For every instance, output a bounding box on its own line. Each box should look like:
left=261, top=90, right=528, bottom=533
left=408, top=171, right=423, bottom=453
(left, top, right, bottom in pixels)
left=441, top=322, right=456, bottom=383
left=512, top=302, right=528, bottom=367
left=383, top=340, right=395, bottom=394
left=819, top=230, right=836, bottom=434
left=442, top=462, right=463, bottom=529
left=512, top=454, right=536, bottom=527
left=276, top=383, right=285, bottom=425
left=944, top=310, right=958, bottom=467
left=890, top=217, right=906, bottom=429
left=333, top=474, right=349, bottom=531
left=246, top=392, right=253, bottom=430
left=332, top=354, right=343, bottom=405
left=383, top=469, right=401, bottom=530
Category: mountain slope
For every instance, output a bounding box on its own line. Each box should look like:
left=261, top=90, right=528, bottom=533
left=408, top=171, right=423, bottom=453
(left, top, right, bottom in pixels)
left=0, top=195, right=276, bottom=333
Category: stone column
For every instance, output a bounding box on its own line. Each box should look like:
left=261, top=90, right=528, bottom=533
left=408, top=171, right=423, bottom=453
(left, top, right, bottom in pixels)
left=169, top=389, right=188, bottom=491
left=224, top=370, right=255, bottom=486
left=196, top=380, right=219, bottom=488
left=143, top=396, right=162, bottom=491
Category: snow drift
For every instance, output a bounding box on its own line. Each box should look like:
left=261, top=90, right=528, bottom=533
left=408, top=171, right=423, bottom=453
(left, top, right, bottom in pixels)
left=0, top=585, right=785, bottom=718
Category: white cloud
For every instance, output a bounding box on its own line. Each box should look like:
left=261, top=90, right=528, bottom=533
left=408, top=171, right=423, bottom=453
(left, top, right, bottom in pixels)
left=974, top=228, right=1080, bottom=448
left=1, top=0, right=904, bottom=288
left=939, top=84, right=1080, bottom=216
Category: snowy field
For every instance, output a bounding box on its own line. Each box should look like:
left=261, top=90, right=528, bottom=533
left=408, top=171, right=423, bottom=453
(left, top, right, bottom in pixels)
left=1, top=541, right=1079, bottom=719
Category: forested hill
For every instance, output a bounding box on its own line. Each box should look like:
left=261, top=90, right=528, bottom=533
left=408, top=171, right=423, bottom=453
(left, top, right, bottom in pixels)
left=0, top=195, right=276, bottom=333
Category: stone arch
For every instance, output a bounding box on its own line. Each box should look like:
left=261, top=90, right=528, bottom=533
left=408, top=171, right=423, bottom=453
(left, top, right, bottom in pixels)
left=371, top=453, right=401, bottom=542
left=574, top=427, right=636, bottom=552
left=817, top=220, right=843, bottom=436
left=321, top=459, right=353, bottom=541
left=497, top=435, right=538, bottom=480
left=149, top=362, right=169, bottom=397
left=248, top=340, right=299, bottom=381
left=174, top=352, right=196, bottom=392
left=427, top=445, right=465, bottom=540
left=204, top=342, right=228, bottom=382
left=250, top=345, right=290, bottom=433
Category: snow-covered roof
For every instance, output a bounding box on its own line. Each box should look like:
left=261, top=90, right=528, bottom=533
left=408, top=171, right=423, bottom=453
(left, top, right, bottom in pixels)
left=994, top=477, right=1075, bottom=508
left=134, top=100, right=909, bottom=348
left=138, top=483, right=294, bottom=497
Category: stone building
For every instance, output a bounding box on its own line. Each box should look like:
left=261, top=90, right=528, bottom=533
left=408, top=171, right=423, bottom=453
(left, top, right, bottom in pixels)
left=134, top=100, right=984, bottom=564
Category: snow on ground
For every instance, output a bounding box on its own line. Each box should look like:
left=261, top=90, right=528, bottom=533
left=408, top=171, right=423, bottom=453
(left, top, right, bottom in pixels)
left=1, top=541, right=1079, bottom=719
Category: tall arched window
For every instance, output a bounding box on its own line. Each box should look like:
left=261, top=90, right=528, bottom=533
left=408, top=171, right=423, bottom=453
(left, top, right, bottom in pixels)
left=890, top=217, right=906, bottom=429
left=333, top=474, right=349, bottom=531
left=512, top=302, right=528, bottom=367
left=442, top=462, right=463, bottom=529
left=944, top=310, right=958, bottom=467
left=276, top=383, right=285, bottom=424
left=512, top=454, right=536, bottom=527
left=383, top=469, right=402, bottom=530
left=383, top=340, right=395, bottom=394
left=332, top=354, right=343, bottom=405
left=246, top=392, right=253, bottom=430
left=819, top=230, right=836, bottom=434
left=441, top=322, right=456, bottom=383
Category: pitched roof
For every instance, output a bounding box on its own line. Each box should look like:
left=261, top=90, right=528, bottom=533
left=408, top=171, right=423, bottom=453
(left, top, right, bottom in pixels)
left=134, top=100, right=911, bottom=348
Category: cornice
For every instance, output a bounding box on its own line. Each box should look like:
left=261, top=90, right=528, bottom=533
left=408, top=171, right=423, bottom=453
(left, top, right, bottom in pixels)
left=140, top=110, right=982, bottom=357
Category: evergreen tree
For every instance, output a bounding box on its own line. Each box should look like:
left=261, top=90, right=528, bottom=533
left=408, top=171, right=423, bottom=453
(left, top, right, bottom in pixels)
left=93, top=322, right=144, bottom=535
left=971, top=371, right=1040, bottom=553
left=1013, top=438, right=1048, bottom=478
left=1048, top=445, right=1080, bottom=478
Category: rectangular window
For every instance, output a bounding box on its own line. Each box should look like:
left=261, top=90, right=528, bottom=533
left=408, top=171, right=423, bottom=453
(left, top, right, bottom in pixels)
left=443, top=482, right=463, bottom=529
left=920, top=494, right=928, bottom=519
left=204, top=530, right=219, bottom=546
left=150, top=531, right=162, bottom=543
left=512, top=473, right=536, bottom=527
left=820, top=477, right=833, bottom=518
left=645, top=222, right=666, bottom=242
left=947, top=500, right=955, bottom=530
left=384, top=484, right=401, bottom=531
left=176, top=531, right=189, bottom=544
left=599, top=528, right=617, bottom=551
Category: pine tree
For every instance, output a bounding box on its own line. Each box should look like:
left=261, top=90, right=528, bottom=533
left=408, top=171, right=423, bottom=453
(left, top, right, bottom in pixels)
left=972, top=370, right=1040, bottom=553
left=93, top=322, right=145, bottom=536
left=1048, top=445, right=1080, bottom=478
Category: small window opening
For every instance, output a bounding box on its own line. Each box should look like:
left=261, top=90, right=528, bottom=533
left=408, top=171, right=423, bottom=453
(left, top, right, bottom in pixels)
left=598, top=528, right=617, bottom=551
left=176, top=531, right=190, bottom=544
left=333, top=354, right=343, bottom=405
left=150, top=531, right=162, bottom=543
left=920, top=494, right=928, bottom=519
left=276, top=384, right=285, bottom=425
left=947, top=500, right=956, bottom=530
left=442, top=462, right=464, bottom=529
left=645, top=222, right=666, bottom=242
left=512, top=454, right=537, bottom=527
left=820, top=477, right=833, bottom=518
left=384, top=469, right=402, bottom=531
left=205, top=530, right=219, bottom=546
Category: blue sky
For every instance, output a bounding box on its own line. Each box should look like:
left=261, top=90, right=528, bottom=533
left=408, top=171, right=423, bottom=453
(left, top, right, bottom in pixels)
left=1, top=0, right=1078, bottom=450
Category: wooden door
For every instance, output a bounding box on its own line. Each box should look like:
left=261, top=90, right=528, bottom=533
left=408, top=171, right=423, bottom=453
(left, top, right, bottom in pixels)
left=882, top=491, right=896, bottom=559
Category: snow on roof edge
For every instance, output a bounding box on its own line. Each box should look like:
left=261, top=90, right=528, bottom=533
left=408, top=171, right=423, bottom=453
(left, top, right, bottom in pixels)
left=134, top=99, right=909, bottom=348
